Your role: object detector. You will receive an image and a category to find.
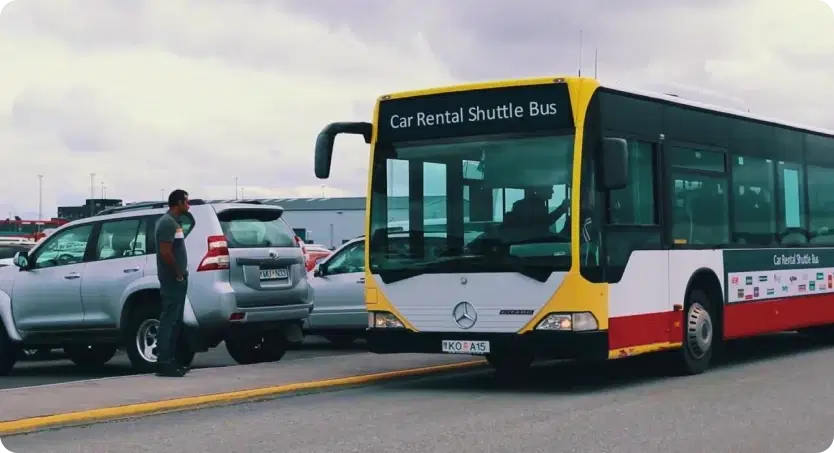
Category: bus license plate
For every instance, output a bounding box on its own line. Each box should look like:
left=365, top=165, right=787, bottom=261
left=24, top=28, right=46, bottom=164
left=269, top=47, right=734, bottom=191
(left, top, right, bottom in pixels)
left=441, top=340, right=490, bottom=355
left=260, top=268, right=288, bottom=280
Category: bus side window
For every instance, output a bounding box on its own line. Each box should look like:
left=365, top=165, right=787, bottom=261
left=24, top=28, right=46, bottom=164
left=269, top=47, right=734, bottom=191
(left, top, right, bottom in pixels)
left=608, top=141, right=657, bottom=226
left=777, top=162, right=808, bottom=245
left=808, top=165, right=834, bottom=245
left=603, top=139, right=661, bottom=283
left=731, top=155, right=776, bottom=246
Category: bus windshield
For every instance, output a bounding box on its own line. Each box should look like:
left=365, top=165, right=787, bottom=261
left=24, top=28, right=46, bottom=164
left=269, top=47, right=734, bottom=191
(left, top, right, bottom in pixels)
left=368, top=134, right=576, bottom=281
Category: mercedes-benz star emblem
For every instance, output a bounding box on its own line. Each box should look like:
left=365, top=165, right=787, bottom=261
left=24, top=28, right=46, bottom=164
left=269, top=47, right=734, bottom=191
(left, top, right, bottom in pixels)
left=460, top=277, right=467, bottom=285
left=452, top=302, right=477, bottom=329
left=268, top=250, right=278, bottom=258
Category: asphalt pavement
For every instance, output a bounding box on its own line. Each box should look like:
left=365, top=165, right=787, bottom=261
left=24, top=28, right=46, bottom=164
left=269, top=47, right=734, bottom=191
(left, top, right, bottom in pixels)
left=6, top=334, right=834, bottom=453
left=2, top=336, right=365, bottom=390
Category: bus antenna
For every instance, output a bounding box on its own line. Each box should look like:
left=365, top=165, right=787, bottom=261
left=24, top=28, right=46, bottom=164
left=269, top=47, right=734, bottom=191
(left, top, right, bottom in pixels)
left=594, top=49, right=598, bottom=79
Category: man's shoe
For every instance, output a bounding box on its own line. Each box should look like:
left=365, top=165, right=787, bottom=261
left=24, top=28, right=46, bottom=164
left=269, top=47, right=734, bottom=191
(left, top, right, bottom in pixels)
left=155, top=362, right=187, bottom=377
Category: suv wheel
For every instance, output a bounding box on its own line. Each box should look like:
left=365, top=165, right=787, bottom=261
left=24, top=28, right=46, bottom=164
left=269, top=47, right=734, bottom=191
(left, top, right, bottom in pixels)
left=0, top=322, right=17, bottom=376
left=225, top=331, right=288, bottom=365
left=125, top=304, right=196, bottom=373
left=64, top=344, right=118, bottom=368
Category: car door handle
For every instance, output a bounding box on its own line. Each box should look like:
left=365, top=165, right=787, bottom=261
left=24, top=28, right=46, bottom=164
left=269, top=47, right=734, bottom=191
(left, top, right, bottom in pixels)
left=123, top=268, right=140, bottom=273
left=357, top=277, right=365, bottom=284
left=64, top=273, right=81, bottom=280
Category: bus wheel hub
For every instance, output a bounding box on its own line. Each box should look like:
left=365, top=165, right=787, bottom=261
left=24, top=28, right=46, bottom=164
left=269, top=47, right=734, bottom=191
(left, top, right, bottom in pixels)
left=686, top=303, right=712, bottom=359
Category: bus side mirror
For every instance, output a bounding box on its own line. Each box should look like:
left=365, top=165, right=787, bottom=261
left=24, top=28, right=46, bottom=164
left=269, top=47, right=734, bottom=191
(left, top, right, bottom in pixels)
left=314, top=122, right=373, bottom=179
left=601, top=138, right=629, bottom=191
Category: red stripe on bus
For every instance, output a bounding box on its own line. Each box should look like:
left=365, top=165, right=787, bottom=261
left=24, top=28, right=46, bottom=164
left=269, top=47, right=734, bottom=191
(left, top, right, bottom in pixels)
left=724, top=293, right=834, bottom=339
left=608, top=311, right=681, bottom=350
left=609, top=293, right=834, bottom=350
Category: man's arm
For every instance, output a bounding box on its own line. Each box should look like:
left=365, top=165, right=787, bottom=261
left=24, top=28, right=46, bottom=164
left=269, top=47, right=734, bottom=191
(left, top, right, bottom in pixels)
left=156, top=219, right=182, bottom=280
left=547, top=198, right=570, bottom=223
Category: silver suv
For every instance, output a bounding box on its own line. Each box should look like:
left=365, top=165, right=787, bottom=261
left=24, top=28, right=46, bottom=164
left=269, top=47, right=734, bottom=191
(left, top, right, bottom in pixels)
left=0, top=199, right=313, bottom=375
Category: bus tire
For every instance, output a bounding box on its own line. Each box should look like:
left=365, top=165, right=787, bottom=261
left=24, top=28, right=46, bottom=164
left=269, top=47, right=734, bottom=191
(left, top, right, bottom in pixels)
left=486, top=351, right=533, bottom=373
left=674, top=288, right=716, bottom=375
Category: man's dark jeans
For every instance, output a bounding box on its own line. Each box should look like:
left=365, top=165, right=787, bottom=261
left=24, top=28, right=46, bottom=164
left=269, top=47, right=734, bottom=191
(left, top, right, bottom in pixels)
left=157, top=278, right=188, bottom=365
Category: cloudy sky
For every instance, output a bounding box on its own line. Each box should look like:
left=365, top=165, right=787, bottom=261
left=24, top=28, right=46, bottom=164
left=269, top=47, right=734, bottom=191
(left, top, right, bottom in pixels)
left=0, top=0, right=832, bottom=219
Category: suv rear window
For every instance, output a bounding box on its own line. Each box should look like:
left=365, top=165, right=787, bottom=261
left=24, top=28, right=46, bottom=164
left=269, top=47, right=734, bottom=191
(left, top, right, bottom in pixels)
left=217, top=209, right=297, bottom=248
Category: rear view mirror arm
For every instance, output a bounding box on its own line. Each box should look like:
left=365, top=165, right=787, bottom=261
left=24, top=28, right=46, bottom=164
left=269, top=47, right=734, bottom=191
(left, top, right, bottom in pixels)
left=314, top=122, right=373, bottom=179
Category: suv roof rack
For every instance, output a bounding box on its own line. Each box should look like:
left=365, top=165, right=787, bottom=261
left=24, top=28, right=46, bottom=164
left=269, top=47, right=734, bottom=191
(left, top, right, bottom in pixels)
left=95, top=199, right=207, bottom=217
left=95, top=198, right=272, bottom=217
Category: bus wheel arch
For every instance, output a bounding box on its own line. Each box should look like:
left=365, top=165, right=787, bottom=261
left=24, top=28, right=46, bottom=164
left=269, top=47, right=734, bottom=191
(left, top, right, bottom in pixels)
left=676, top=268, right=724, bottom=375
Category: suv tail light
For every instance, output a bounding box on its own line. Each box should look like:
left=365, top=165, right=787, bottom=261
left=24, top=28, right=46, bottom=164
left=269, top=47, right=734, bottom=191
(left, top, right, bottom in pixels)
left=197, top=235, right=230, bottom=271
left=296, top=236, right=309, bottom=273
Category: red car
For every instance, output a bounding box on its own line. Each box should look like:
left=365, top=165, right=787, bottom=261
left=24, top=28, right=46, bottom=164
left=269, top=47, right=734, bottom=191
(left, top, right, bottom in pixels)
left=297, top=240, right=332, bottom=272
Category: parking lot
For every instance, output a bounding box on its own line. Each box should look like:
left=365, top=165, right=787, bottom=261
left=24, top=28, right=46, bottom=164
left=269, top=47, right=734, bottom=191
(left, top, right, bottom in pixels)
left=2, top=336, right=365, bottom=390
left=4, top=334, right=834, bottom=453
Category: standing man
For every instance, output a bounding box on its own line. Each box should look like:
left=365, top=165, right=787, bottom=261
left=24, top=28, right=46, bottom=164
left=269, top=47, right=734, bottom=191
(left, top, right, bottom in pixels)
left=155, top=189, right=191, bottom=377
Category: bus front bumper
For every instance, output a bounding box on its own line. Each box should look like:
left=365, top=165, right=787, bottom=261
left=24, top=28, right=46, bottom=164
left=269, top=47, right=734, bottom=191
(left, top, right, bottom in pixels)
left=366, top=329, right=609, bottom=361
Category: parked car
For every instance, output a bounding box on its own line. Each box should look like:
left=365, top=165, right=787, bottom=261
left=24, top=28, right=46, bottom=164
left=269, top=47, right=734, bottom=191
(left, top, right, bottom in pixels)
left=0, top=199, right=313, bottom=375
left=303, top=245, right=332, bottom=272
left=305, top=236, right=366, bottom=345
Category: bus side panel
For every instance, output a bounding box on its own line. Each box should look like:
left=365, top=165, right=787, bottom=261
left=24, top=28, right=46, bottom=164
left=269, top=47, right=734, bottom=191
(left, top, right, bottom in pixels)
left=608, top=249, right=725, bottom=356
left=722, top=248, right=834, bottom=338
left=607, top=250, right=673, bottom=355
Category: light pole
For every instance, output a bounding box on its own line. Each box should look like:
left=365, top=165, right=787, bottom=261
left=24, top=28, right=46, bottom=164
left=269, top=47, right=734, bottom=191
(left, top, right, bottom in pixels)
left=37, top=174, right=43, bottom=221
left=89, top=173, right=96, bottom=216
left=235, top=177, right=239, bottom=200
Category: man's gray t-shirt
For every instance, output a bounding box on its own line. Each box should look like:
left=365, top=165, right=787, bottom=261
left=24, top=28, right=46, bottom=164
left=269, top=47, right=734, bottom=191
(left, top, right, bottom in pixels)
left=155, top=213, right=188, bottom=284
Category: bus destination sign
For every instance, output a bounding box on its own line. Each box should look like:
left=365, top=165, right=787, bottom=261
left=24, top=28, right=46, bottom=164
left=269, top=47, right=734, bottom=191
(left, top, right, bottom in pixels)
left=376, top=83, right=575, bottom=143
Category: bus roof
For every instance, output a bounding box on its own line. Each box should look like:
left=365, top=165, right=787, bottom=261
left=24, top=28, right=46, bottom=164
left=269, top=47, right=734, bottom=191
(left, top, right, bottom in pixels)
left=602, top=81, right=834, bottom=139
left=378, top=76, right=834, bottom=140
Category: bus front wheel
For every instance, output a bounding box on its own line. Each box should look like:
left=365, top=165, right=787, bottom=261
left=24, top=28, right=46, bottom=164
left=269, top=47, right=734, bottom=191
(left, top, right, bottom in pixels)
left=674, top=288, right=716, bottom=375
left=486, top=351, right=533, bottom=373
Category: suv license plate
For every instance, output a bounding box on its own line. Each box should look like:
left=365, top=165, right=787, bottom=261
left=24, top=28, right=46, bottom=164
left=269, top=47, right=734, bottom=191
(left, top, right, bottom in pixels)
left=260, top=268, right=288, bottom=280
left=441, top=340, right=490, bottom=355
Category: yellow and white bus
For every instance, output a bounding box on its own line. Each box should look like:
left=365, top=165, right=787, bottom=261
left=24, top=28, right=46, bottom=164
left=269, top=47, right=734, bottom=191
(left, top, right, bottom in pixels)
left=314, top=76, right=834, bottom=374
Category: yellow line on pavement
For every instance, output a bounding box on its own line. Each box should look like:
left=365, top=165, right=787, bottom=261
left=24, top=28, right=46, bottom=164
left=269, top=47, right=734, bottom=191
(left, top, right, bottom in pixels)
left=0, top=360, right=485, bottom=435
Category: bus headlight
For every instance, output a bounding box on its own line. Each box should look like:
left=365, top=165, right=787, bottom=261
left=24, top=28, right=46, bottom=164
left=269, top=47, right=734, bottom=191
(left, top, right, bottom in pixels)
left=369, top=311, right=405, bottom=329
left=535, top=312, right=599, bottom=332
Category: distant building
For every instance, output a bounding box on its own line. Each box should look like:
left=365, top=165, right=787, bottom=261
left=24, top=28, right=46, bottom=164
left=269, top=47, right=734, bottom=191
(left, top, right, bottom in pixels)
left=204, top=196, right=463, bottom=250
left=57, top=198, right=123, bottom=221
left=0, top=218, right=68, bottom=239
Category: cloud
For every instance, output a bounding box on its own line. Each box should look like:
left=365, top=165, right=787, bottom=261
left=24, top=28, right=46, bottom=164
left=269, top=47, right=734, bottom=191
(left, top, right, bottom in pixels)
left=0, top=0, right=832, bottom=220
left=0, top=0, right=457, bottom=218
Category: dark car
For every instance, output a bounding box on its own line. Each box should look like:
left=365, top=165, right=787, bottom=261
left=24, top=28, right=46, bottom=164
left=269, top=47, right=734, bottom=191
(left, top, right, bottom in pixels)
left=0, top=242, right=34, bottom=267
